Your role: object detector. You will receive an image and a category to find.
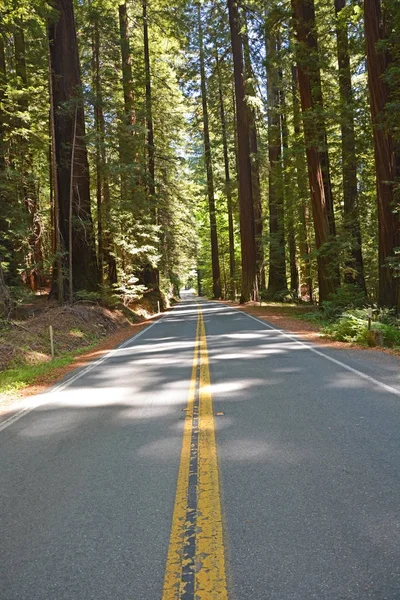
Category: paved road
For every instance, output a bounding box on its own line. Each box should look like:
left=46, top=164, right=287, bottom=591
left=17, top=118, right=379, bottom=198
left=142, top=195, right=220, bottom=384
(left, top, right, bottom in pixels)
left=2, top=295, right=400, bottom=599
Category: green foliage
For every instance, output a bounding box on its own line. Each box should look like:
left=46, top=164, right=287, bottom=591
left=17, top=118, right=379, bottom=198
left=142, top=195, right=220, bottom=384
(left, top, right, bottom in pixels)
left=322, top=310, right=369, bottom=343
left=0, top=0, right=398, bottom=315
left=0, top=344, right=98, bottom=395
left=320, top=284, right=367, bottom=321
left=322, top=308, right=400, bottom=348
left=113, top=277, right=147, bottom=307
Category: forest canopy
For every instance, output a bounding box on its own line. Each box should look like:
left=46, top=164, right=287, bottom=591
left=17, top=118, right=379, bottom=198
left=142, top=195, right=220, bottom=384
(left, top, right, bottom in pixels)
left=0, top=0, right=399, bottom=312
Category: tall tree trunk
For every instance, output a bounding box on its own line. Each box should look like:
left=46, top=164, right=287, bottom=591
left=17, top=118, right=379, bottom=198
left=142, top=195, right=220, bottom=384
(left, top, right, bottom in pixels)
left=215, top=40, right=236, bottom=299
left=48, top=45, right=63, bottom=303
left=92, top=17, right=103, bottom=283
left=143, top=0, right=155, bottom=203
left=92, top=15, right=117, bottom=286
left=0, top=36, right=13, bottom=288
left=266, top=28, right=287, bottom=295
left=364, top=0, right=400, bottom=308
left=243, top=22, right=265, bottom=291
left=292, top=65, right=313, bottom=301
left=119, top=1, right=137, bottom=197
left=119, top=2, right=136, bottom=133
left=198, top=2, right=221, bottom=299
left=142, top=0, right=159, bottom=289
left=279, top=58, right=299, bottom=297
left=335, top=0, right=366, bottom=292
left=291, top=0, right=340, bottom=302
left=0, top=34, right=5, bottom=172
left=227, top=0, right=257, bottom=303
left=14, top=19, right=43, bottom=290
left=48, top=0, right=98, bottom=297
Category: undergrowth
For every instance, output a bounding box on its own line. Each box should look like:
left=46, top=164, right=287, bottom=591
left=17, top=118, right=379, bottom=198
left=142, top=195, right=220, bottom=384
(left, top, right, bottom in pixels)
left=0, top=342, right=99, bottom=395
left=300, top=285, right=400, bottom=349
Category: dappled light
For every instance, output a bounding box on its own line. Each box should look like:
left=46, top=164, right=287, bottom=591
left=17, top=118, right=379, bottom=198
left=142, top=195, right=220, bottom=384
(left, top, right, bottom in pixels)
left=3, top=299, right=400, bottom=600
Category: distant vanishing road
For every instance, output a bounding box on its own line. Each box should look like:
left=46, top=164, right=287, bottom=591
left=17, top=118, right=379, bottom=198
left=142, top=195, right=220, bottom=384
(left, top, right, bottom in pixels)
left=2, top=294, right=400, bottom=599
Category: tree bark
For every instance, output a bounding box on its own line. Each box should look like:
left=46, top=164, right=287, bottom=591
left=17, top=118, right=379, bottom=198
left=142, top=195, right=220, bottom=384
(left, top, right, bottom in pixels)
left=292, top=65, right=313, bottom=301
left=335, top=0, right=366, bottom=292
left=291, top=0, right=340, bottom=302
left=92, top=15, right=117, bottom=285
left=14, top=18, right=43, bottom=290
left=266, top=28, right=287, bottom=295
left=48, top=46, right=63, bottom=303
left=142, top=0, right=159, bottom=289
left=48, top=0, right=99, bottom=297
left=0, top=34, right=5, bottom=172
left=119, top=1, right=137, bottom=197
left=227, top=0, right=257, bottom=303
left=92, top=18, right=103, bottom=283
left=119, top=2, right=136, bottom=133
left=215, top=40, right=236, bottom=299
left=279, top=59, right=299, bottom=297
left=243, top=21, right=265, bottom=291
left=364, top=0, right=400, bottom=308
left=198, top=2, right=221, bottom=299
left=143, top=0, right=155, bottom=202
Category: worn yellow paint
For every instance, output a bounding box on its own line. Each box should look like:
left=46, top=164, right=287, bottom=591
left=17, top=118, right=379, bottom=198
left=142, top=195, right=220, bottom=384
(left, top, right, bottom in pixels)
left=162, top=306, right=228, bottom=600
left=195, top=310, right=228, bottom=599
left=162, top=313, right=200, bottom=600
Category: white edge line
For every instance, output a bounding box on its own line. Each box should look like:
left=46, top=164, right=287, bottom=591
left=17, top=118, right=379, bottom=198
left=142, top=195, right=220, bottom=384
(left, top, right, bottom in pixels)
left=214, top=301, right=400, bottom=399
left=0, top=314, right=166, bottom=433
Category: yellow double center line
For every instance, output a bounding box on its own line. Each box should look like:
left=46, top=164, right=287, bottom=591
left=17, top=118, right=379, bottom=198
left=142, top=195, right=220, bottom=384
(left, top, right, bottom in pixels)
left=162, top=307, right=228, bottom=600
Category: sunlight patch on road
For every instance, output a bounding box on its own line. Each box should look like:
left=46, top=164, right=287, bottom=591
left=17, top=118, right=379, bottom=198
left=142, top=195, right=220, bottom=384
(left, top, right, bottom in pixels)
left=219, top=438, right=310, bottom=464
left=224, top=332, right=266, bottom=340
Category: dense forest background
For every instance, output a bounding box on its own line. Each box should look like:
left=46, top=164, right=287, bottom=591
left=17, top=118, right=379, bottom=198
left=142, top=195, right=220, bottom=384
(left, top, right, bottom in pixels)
left=0, top=0, right=399, bottom=312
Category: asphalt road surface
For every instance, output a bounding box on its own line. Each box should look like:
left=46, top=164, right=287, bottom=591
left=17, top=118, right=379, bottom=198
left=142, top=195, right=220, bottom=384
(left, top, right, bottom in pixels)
left=2, top=295, right=400, bottom=599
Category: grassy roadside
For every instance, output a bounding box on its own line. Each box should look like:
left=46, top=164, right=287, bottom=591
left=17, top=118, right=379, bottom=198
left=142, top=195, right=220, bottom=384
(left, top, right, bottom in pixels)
left=0, top=287, right=172, bottom=405
left=0, top=286, right=176, bottom=404
left=0, top=342, right=100, bottom=395
left=0, top=320, right=153, bottom=412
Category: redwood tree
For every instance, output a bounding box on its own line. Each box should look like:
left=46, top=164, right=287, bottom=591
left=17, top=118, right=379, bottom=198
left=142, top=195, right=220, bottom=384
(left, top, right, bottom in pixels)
left=243, top=22, right=265, bottom=291
left=214, top=39, right=236, bottom=298
left=291, top=0, right=340, bottom=301
left=48, top=0, right=98, bottom=296
left=364, top=0, right=400, bottom=308
left=335, top=0, right=366, bottom=292
left=266, top=28, right=287, bottom=295
left=198, top=1, right=221, bottom=299
left=91, top=9, right=117, bottom=285
left=227, top=0, right=257, bottom=303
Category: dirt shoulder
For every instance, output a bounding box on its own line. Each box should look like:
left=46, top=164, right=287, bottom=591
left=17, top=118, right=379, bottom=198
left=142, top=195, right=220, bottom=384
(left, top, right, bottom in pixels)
left=0, top=318, right=158, bottom=416
left=0, top=290, right=170, bottom=413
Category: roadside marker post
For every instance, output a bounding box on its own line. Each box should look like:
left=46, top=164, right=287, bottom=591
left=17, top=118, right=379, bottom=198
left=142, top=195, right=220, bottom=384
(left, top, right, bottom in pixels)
left=49, top=325, right=54, bottom=360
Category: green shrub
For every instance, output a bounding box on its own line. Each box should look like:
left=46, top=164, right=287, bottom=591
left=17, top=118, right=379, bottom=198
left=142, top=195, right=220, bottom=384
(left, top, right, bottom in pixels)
left=323, top=312, right=368, bottom=343
left=320, top=284, right=367, bottom=321
left=322, top=309, right=400, bottom=348
left=373, top=322, right=400, bottom=347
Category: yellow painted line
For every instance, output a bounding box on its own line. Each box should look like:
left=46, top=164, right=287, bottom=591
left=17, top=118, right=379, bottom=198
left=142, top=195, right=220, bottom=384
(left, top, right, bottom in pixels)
left=162, top=313, right=200, bottom=599
left=196, top=310, right=228, bottom=599
left=162, top=307, right=228, bottom=599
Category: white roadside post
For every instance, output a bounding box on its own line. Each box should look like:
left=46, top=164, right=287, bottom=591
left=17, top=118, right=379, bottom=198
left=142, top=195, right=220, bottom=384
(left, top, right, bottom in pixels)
left=49, top=325, right=54, bottom=360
